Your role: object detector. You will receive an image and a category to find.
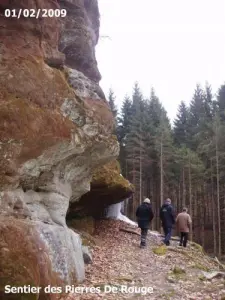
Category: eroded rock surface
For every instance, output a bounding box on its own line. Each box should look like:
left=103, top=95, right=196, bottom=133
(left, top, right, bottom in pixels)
left=59, top=0, right=101, bottom=82
left=0, top=0, right=128, bottom=296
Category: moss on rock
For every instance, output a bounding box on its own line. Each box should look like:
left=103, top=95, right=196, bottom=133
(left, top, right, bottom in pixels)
left=153, top=245, right=167, bottom=256
left=191, top=241, right=204, bottom=253
left=67, top=216, right=95, bottom=235
left=0, top=217, right=63, bottom=300
left=193, top=263, right=210, bottom=271
left=160, top=289, right=176, bottom=299
left=172, top=265, right=186, bottom=274
left=92, top=160, right=131, bottom=190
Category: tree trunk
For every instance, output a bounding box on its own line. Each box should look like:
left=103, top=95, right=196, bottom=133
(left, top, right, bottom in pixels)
left=188, top=157, right=193, bottom=241
left=178, top=180, right=181, bottom=214
left=125, top=159, right=128, bottom=179
left=193, top=189, right=198, bottom=242
left=211, top=158, right=217, bottom=255
left=182, top=167, right=186, bottom=207
left=139, top=147, right=142, bottom=204
left=215, top=126, right=221, bottom=259
left=201, top=184, right=205, bottom=248
left=150, top=174, right=156, bottom=230
left=132, top=151, right=136, bottom=220
left=160, top=138, right=163, bottom=206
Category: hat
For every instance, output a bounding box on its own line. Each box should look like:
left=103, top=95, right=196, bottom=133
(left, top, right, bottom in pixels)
left=143, top=198, right=151, bottom=204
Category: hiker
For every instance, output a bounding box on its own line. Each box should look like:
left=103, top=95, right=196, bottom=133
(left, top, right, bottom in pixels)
left=136, top=198, right=154, bottom=248
left=160, top=198, right=175, bottom=246
left=176, top=207, right=192, bottom=247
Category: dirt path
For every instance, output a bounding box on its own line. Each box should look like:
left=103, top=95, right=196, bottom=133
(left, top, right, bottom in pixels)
left=66, top=220, right=225, bottom=300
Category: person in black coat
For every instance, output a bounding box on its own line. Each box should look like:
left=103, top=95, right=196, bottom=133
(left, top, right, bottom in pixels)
left=136, top=198, right=154, bottom=248
left=160, top=198, right=175, bottom=246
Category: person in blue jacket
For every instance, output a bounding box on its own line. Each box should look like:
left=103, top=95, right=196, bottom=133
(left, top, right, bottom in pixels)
left=160, top=198, right=175, bottom=246
left=136, top=198, right=154, bottom=248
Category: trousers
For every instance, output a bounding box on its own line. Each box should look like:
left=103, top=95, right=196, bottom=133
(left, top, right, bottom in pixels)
left=163, top=226, right=172, bottom=245
left=180, top=232, right=188, bottom=247
left=140, top=228, right=148, bottom=246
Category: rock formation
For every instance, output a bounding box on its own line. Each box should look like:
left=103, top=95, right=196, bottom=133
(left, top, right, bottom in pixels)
left=67, top=160, right=133, bottom=218
left=0, top=0, right=132, bottom=298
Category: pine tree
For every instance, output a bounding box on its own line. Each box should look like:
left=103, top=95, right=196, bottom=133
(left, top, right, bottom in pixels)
left=217, top=84, right=225, bottom=121
left=132, top=82, right=143, bottom=109
left=212, top=113, right=222, bottom=258
left=198, top=111, right=224, bottom=258
left=155, top=114, right=174, bottom=206
left=126, top=83, right=146, bottom=204
left=117, top=96, right=133, bottom=177
left=117, top=96, right=132, bottom=144
left=149, top=88, right=166, bottom=130
left=204, top=82, right=214, bottom=121
left=188, top=84, right=206, bottom=150
left=116, top=81, right=225, bottom=256
left=173, top=101, right=189, bottom=146
left=108, top=88, right=117, bottom=120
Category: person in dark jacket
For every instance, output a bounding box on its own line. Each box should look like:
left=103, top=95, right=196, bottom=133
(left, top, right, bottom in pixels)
left=160, top=198, right=175, bottom=246
left=136, top=198, right=154, bottom=248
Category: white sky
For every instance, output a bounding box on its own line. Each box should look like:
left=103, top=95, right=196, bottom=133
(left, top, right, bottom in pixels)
left=96, top=0, right=225, bottom=122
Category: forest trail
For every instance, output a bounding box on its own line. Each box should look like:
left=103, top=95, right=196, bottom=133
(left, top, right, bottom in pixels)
left=65, top=220, right=225, bottom=300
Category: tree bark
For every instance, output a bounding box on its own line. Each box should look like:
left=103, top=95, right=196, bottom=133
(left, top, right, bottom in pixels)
left=188, top=156, right=193, bottom=241
left=182, top=167, right=186, bottom=207
left=211, top=158, right=217, bottom=255
left=215, top=124, right=221, bottom=259
left=139, top=147, right=142, bottom=204
left=160, top=138, right=163, bottom=207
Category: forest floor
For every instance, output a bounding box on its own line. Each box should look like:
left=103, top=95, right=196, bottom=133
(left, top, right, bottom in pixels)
left=65, top=220, right=225, bottom=300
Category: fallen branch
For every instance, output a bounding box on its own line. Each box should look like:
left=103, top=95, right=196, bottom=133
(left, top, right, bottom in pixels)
left=119, top=227, right=141, bottom=236
left=202, top=270, right=225, bottom=280
left=151, top=233, right=180, bottom=241
left=214, top=256, right=225, bottom=270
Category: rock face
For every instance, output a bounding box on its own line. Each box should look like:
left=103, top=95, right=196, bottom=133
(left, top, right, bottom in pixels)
left=59, top=0, right=101, bottom=82
left=0, top=0, right=130, bottom=297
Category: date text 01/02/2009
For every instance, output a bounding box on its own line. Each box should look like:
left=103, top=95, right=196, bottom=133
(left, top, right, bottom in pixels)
left=4, top=9, right=67, bottom=18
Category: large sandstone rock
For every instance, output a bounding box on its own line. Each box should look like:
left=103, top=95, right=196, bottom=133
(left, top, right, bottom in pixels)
left=0, top=0, right=129, bottom=297
left=59, top=0, right=101, bottom=82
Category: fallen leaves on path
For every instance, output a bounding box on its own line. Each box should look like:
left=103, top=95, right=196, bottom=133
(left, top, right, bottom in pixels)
left=62, top=220, right=225, bottom=300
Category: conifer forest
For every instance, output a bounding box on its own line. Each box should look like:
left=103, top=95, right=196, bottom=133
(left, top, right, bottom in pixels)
left=108, top=83, right=225, bottom=258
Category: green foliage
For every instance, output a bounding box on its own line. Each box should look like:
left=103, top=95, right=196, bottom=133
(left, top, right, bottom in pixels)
left=108, top=89, right=117, bottom=116
left=153, top=245, right=167, bottom=255
left=217, top=84, right=225, bottom=121
left=193, top=263, right=209, bottom=271
left=172, top=265, right=186, bottom=274
left=173, top=101, right=189, bottom=146
left=114, top=81, right=225, bottom=255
